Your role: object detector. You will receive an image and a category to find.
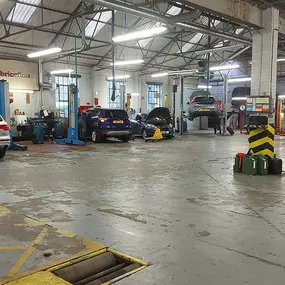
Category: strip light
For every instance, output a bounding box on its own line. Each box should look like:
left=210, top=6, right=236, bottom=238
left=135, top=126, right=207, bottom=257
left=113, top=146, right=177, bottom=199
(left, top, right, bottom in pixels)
left=111, top=59, right=144, bottom=66
left=10, top=89, right=34, bottom=93
left=27, top=47, right=62, bottom=58
left=151, top=72, right=168, bottom=78
left=107, top=75, right=131, bottom=80
left=210, top=64, right=240, bottom=71
left=130, top=93, right=140, bottom=96
left=232, top=97, right=247, bottom=100
left=228, top=77, right=251, bottom=83
left=278, top=95, right=285, bottom=98
left=50, top=69, right=74, bottom=75
left=113, top=26, right=167, bottom=43
left=198, top=85, right=212, bottom=89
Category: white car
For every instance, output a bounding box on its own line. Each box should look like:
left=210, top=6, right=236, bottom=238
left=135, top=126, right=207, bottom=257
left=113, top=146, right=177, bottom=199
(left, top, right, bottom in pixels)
left=0, top=115, right=10, bottom=158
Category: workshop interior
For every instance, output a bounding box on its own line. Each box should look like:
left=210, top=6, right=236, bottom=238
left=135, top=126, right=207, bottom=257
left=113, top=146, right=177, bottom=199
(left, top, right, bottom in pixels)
left=0, top=0, right=285, bottom=284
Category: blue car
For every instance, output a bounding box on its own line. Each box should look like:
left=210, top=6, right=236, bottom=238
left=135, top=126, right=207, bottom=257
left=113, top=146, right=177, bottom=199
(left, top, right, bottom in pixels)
left=79, top=108, right=132, bottom=142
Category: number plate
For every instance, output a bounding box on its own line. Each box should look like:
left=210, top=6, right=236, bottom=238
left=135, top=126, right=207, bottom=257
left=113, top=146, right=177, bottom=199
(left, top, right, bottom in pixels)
left=113, top=120, right=124, bottom=124
left=200, top=108, right=210, bottom=111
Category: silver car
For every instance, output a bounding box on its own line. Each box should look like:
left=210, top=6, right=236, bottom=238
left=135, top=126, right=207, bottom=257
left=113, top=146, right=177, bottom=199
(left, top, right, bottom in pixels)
left=0, top=115, right=10, bottom=158
left=187, top=96, right=220, bottom=121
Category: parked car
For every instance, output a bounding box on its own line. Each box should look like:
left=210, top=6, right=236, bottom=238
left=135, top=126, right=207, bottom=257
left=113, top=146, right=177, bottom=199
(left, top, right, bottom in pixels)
left=131, top=107, right=174, bottom=139
left=187, top=96, right=221, bottom=121
left=0, top=115, right=10, bottom=158
left=80, top=108, right=132, bottom=142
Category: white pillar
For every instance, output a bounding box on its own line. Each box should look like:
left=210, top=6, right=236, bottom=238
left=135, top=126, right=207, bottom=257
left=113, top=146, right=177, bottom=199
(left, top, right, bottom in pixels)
left=251, top=8, right=279, bottom=98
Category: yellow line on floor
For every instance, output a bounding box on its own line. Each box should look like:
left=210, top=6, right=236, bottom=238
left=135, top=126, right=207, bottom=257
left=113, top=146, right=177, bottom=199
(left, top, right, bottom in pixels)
left=8, top=228, right=48, bottom=276
left=0, top=206, right=11, bottom=217
left=0, top=246, right=26, bottom=251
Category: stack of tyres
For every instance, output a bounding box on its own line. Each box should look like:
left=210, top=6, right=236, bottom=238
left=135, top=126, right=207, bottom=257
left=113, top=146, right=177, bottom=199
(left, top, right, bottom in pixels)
left=242, top=155, right=257, bottom=175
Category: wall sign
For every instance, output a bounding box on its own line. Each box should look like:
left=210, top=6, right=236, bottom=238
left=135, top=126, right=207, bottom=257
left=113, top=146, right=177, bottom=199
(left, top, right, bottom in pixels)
left=0, top=59, right=39, bottom=90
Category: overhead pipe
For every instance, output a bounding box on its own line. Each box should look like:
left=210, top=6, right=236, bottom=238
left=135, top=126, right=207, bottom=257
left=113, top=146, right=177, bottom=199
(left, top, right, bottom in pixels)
left=192, top=44, right=245, bottom=55
left=83, top=0, right=252, bottom=45
left=39, top=59, right=52, bottom=89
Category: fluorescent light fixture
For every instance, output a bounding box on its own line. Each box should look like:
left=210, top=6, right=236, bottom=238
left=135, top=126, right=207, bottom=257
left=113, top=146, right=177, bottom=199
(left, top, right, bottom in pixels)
left=228, top=77, right=251, bottom=83
left=151, top=72, right=169, bottom=78
left=113, top=26, right=167, bottom=43
left=27, top=47, right=62, bottom=58
left=277, top=58, right=285, bottom=62
left=130, top=93, right=140, bottom=96
left=210, top=64, right=240, bottom=71
left=107, top=75, right=131, bottom=80
left=198, top=85, right=212, bottom=89
left=169, top=69, right=198, bottom=75
left=10, top=89, right=34, bottom=93
left=232, top=97, right=247, bottom=100
left=278, top=95, right=285, bottom=98
left=50, top=69, right=74, bottom=75
left=111, top=59, right=144, bottom=66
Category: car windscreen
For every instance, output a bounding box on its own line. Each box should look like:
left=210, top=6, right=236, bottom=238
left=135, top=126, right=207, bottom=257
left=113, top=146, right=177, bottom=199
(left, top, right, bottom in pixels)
left=147, top=108, right=171, bottom=119
left=195, top=97, right=215, bottom=104
left=104, top=110, right=128, bottom=118
left=0, top=116, right=2, bottom=122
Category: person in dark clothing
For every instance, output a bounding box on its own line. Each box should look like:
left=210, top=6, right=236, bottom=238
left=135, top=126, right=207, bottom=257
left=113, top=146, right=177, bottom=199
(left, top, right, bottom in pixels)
left=213, top=115, right=221, bottom=135
left=78, top=111, right=87, bottom=141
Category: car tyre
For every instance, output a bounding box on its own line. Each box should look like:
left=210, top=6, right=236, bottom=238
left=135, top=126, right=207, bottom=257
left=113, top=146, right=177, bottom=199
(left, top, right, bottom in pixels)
left=142, top=129, right=148, bottom=139
left=121, top=135, right=130, bottom=143
left=188, top=115, right=194, bottom=121
left=0, top=147, right=7, bottom=159
left=91, top=130, right=101, bottom=143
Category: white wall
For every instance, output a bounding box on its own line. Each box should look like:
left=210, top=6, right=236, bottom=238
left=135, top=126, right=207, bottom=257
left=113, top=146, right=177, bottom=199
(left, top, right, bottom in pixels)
left=91, top=69, right=171, bottom=113
left=9, top=62, right=92, bottom=119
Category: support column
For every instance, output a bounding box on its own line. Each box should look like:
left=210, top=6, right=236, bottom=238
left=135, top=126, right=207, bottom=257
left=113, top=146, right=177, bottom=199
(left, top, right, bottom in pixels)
left=251, top=8, right=279, bottom=119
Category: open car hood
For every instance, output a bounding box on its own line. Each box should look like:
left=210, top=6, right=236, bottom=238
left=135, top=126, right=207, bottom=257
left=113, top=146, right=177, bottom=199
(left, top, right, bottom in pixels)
left=146, top=108, right=171, bottom=123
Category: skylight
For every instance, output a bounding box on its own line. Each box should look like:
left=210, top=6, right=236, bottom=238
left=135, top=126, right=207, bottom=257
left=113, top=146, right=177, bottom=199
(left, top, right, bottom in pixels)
left=7, top=0, right=40, bottom=24
left=166, top=3, right=182, bottom=16
left=178, top=17, right=221, bottom=53
left=137, top=3, right=181, bottom=48
left=236, top=28, right=244, bottom=35
left=85, top=10, right=114, bottom=38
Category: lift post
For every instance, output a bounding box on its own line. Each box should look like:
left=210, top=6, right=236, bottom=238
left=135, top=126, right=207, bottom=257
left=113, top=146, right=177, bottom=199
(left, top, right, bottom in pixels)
left=55, top=84, right=84, bottom=146
left=0, top=81, right=27, bottom=151
left=222, top=75, right=228, bottom=135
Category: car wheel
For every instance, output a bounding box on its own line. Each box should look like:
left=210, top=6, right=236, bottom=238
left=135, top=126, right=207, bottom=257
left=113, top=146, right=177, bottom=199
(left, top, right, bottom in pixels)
left=0, top=147, right=7, bottom=159
left=188, top=115, right=194, bottom=121
left=142, top=129, right=148, bottom=139
left=121, top=135, right=130, bottom=143
left=91, top=130, right=101, bottom=143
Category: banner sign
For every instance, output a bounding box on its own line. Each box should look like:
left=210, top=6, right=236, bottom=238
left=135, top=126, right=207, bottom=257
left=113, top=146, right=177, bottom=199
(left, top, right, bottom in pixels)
left=0, top=59, right=39, bottom=90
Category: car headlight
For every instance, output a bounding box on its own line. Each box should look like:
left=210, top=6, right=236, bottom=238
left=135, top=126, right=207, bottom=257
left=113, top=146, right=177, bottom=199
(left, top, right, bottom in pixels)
left=146, top=124, right=157, bottom=129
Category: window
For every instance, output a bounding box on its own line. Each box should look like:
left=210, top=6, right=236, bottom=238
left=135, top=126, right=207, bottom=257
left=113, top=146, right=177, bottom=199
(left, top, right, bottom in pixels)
left=55, top=76, right=77, bottom=118
left=7, top=0, right=40, bottom=24
left=107, top=81, right=124, bottom=109
left=147, top=83, right=162, bottom=112
left=85, top=9, right=114, bottom=38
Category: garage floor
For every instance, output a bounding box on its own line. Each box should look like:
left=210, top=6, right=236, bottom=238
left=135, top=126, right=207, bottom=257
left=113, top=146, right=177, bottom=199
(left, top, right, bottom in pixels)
left=1, top=133, right=285, bottom=284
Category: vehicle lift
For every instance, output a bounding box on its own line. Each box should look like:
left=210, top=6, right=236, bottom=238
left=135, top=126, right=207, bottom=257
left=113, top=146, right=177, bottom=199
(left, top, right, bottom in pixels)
left=55, top=84, right=84, bottom=146
left=0, top=80, right=27, bottom=151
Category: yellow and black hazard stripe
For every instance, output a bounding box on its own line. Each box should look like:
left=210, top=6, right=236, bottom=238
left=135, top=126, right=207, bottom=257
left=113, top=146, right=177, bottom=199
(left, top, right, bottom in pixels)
left=248, top=124, right=275, bottom=158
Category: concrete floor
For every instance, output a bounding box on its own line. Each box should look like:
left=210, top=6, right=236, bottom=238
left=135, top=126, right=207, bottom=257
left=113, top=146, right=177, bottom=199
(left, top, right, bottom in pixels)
left=1, top=132, right=285, bottom=284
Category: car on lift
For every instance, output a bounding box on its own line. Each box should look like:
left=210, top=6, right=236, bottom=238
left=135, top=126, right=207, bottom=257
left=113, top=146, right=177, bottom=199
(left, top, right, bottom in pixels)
left=130, top=107, right=174, bottom=139
left=80, top=108, right=132, bottom=143
left=0, top=115, right=10, bottom=158
left=187, top=95, right=221, bottom=121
